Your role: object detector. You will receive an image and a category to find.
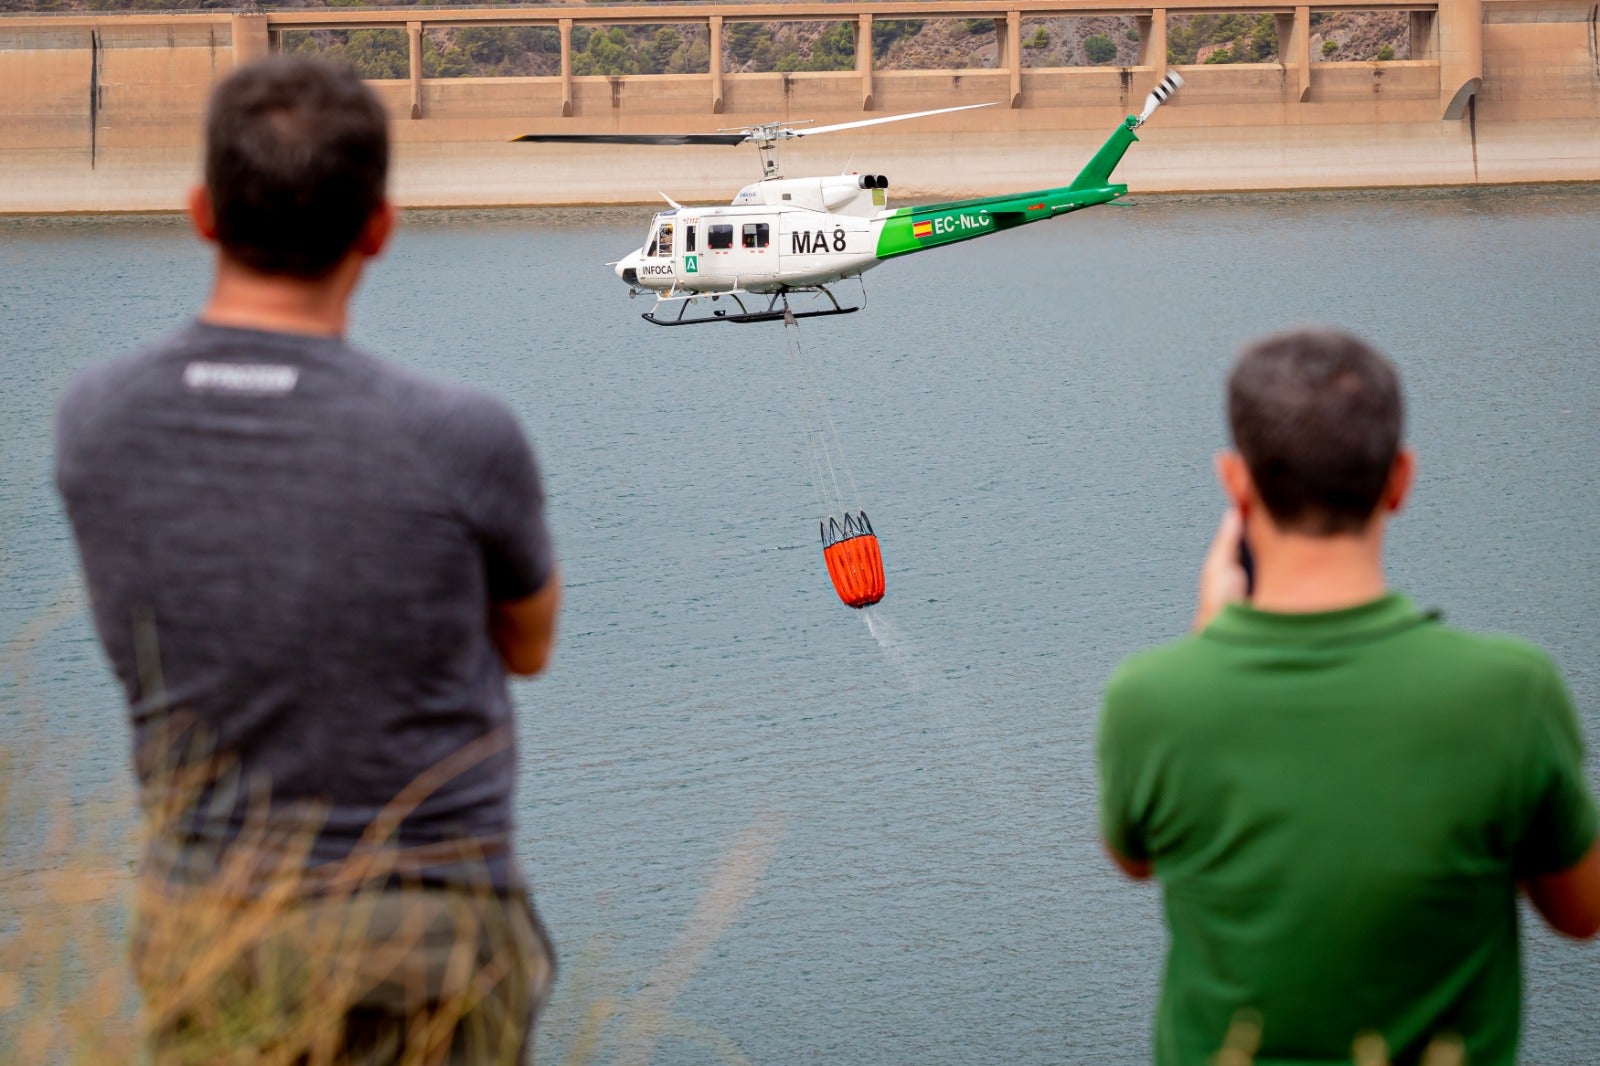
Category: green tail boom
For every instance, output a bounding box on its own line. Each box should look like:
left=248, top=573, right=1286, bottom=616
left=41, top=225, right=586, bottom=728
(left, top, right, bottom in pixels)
left=1068, top=117, right=1141, bottom=193
left=873, top=116, right=1143, bottom=260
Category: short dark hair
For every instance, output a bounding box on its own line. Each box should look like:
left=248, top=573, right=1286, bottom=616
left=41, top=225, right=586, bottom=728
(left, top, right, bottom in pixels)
left=204, top=57, right=389, bottom=279
left=1227, top=328, right=1404, bottom=535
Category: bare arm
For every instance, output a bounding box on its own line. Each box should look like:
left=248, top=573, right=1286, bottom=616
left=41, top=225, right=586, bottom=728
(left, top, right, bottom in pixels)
left=1524, top=837, right=1600, bottom=939
left=490, top=570, right=562, bottom=677
left=1105, top=841, right=1152, bottom=880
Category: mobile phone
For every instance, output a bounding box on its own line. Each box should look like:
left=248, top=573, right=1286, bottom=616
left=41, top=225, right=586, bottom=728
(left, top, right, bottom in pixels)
left=1237, top=531, right=1256, bottom=599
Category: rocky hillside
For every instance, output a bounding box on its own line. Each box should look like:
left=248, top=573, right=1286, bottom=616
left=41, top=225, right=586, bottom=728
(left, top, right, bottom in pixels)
left=1309, top=11, right=1410, bottom=62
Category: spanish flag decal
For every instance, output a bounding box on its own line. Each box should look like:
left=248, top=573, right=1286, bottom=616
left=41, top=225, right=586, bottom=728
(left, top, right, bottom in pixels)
left=912, top=219, right=933, bottom=239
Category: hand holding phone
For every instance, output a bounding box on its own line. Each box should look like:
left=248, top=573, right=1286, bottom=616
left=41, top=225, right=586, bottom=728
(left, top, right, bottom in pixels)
left=1237, top=531, right=1255, bottom=599
left=1193, top=509, right=1251, bottom=632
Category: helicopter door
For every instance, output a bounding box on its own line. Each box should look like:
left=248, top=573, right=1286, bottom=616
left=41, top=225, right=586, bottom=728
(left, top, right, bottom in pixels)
left=680, top=223, right=699, bottom=280
left=730, top=219, right=774, bottom=282
left=689, top=222, right=740, bottom=283
left=639, top=216, right=677, bottom=286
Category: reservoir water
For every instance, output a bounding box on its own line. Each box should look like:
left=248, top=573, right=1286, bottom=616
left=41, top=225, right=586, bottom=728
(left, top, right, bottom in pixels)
left=3, top=186, right=1598, bottom=1063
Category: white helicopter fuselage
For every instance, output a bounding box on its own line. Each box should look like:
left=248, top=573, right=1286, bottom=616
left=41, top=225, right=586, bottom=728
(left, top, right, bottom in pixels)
left=541, top=77, right=1188, bottom=326
left=614, top=174, right=892, bottom=296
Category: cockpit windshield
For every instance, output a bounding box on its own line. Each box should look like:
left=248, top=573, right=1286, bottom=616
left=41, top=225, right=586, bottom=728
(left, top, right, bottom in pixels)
left=645, top=215, right=675, bottom=258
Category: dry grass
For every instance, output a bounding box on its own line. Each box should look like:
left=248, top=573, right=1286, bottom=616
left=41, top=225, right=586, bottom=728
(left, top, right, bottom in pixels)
left=0, top=723, right=783, bottom=1066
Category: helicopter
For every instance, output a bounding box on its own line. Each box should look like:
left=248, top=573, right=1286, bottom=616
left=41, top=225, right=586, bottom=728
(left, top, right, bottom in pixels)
left=514, top=73, right=1183, bottom=326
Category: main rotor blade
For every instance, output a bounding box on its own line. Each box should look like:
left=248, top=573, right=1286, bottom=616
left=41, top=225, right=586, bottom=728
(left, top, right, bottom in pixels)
left=793, top=102, right=997, bottom=139
left=511, top=132, right=749, bottom=146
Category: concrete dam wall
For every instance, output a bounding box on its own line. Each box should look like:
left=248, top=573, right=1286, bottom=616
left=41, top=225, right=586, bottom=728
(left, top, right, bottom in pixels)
left=2, top=0, right=1597, bottom=214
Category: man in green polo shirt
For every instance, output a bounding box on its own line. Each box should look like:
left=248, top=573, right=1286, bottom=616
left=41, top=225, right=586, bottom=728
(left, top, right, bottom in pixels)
left=1098, top=328, right=1599, bottom=1064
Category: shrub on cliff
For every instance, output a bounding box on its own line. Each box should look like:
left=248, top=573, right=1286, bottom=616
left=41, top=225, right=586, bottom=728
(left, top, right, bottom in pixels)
left=1085, top=35, right=1117, bottom=64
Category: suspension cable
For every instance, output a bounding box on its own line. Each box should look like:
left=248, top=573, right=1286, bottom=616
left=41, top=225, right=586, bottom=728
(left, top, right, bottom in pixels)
left=782, top=307, right=863, bottom=520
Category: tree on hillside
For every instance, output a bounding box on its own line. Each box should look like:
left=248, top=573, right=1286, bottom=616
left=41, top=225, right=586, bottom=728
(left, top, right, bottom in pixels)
left=1168, top=13, right=1277, bottom=64
left=726, top=22, right=764, bottom=64
left=571, top=27, right=637, bottom=76
left=288, top=28, right=416, bottom=80
left=643, top=27, right=681, bottom=74
left=871, top=19, right=923, bottom=59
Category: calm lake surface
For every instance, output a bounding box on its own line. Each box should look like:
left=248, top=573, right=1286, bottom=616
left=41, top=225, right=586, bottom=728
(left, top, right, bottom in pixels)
left=3, top=186, right=1598, bottom=1063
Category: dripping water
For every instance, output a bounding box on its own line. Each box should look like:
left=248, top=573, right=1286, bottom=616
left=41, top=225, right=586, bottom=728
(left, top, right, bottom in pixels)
left=859, top=605, right=1018, bottom=813
left=861, top=606, right=929, bottom=696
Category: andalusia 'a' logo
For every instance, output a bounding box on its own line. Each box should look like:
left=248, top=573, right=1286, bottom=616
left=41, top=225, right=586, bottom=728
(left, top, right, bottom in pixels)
left=912, top=220, right=933, bottom=239
left=685, top=255, right=699, bottom=273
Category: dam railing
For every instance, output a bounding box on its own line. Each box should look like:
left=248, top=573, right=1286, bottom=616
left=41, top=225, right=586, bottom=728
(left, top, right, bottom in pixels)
left=5, top=0, right=1485, bottom=121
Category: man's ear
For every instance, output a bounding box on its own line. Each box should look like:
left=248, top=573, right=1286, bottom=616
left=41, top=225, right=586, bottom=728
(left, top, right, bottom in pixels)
left=1385, top=448, right=1415, bottom=514
left=187, top=185, right=218, bottom=243
left=357, top=200, right=396, bottom=259
left=1215, top=450, right=1254, bottom=517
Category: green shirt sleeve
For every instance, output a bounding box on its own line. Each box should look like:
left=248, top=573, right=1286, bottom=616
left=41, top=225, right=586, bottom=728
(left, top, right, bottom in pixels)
left=1098, top=664, right=1151, bottom=862
left=1514, top=656, right=1599, bottom=877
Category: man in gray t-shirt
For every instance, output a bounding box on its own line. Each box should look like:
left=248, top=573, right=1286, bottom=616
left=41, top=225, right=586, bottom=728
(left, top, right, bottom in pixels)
left=56, top=59, right=560, bottom=1064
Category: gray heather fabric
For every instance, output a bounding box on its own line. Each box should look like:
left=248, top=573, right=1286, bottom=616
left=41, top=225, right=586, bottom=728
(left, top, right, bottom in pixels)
left=56, top=321, right=553, bottom=891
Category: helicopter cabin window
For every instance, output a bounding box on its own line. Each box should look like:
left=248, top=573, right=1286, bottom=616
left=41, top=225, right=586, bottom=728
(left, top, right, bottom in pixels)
left=685, top=226, right=696, bottom=253
left=742, top=222, right=770, bottom=250
left=708, top=224, right=734, bottom=251
left=653, top=223, right=674, bottom=258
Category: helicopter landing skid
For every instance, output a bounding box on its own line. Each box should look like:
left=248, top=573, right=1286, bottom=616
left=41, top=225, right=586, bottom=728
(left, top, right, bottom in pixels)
left=642, top=286, right=860, bottom=327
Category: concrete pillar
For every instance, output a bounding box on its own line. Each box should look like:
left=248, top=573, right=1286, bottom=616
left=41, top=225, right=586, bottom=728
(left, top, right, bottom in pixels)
left=407, top=21, right=422, bottom=119
left=1005, top=10, right=1021, bottom=108
left=709, top=16, right=724, bottom=114
left=1409, top=10, right=1438, bottom=60
left=856, top=13, right=874, bottom=111
left=230, top=14, right=271, bottom=66
left=559, top=18, right=573, bottom=118
left=1275, top=7, right=1310, bottom=103
left=1437, top=0, right=1482, bottom=120
left=1137, top=10, right=1167, bottom=78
